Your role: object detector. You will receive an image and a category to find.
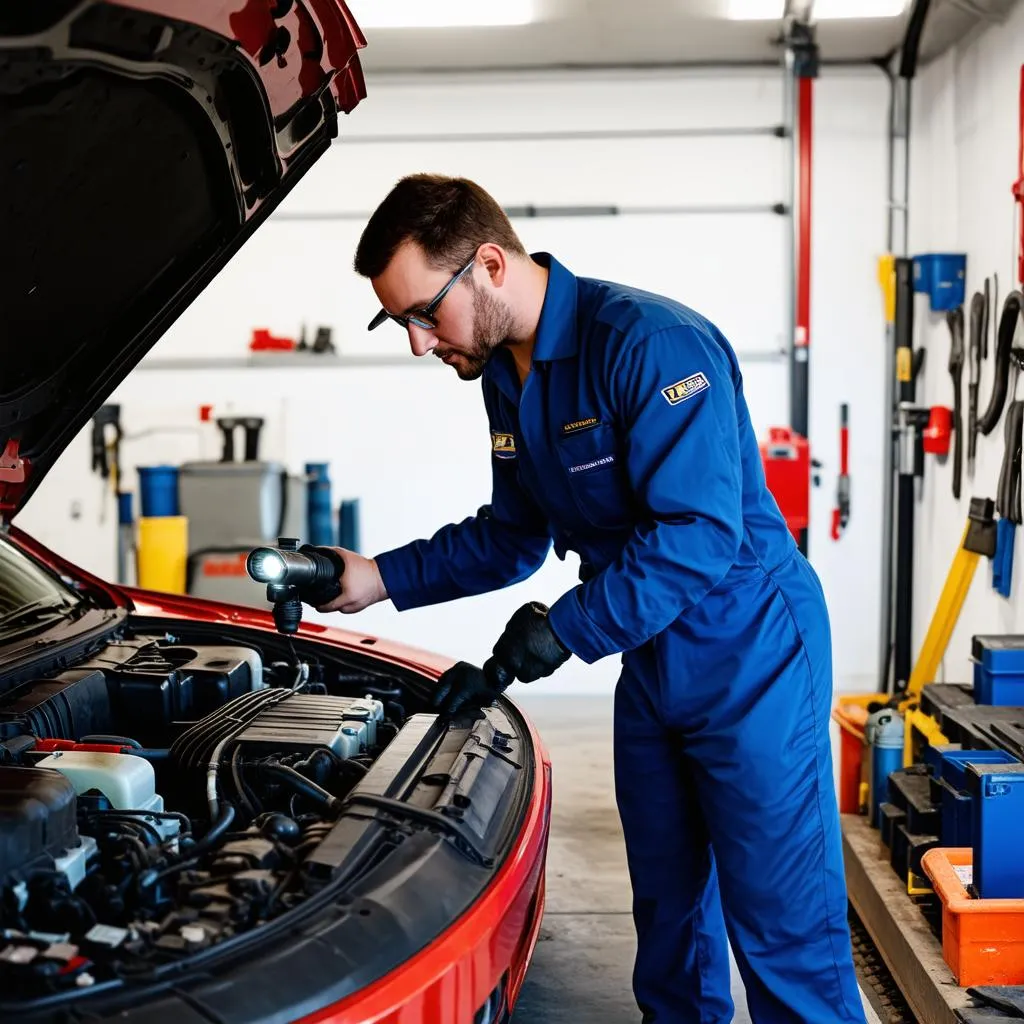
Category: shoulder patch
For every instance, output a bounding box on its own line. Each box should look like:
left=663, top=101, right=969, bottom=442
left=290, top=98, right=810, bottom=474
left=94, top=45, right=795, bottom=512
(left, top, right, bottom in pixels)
left=661, top=372, right=710, bottom=406
left=491, top=431, right=517, bottom=459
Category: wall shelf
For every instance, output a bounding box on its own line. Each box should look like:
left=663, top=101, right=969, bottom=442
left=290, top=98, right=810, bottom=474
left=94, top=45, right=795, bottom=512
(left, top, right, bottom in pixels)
left=137, top=348, right=788, bottom=372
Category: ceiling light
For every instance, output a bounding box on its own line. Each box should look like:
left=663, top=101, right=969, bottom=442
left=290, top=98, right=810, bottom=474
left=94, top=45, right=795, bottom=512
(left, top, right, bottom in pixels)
left=348, top=0, right=536, bottom=29
left=725, top=0, right=908, bottom=18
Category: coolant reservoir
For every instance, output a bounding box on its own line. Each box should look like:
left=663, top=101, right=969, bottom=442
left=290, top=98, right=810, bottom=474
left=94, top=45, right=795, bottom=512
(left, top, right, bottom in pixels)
left=35, top=750, right=163, bottom=812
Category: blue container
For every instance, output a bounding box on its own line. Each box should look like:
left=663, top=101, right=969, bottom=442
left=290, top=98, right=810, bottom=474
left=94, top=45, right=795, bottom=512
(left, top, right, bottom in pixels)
left=338, top=499, right=361, bottom=553
left=967, top=761, right=1024, bottom=898
left=973, top=661, right=1024, bottom=706
left=912, top=252, right=967, bottom=312
left=137, top=465, right=179, bottom=518
left=866, top=709, right=904, bottom=829
left=972, top=634, right=1024, bottom=671
left=936, top=749, right=1019, bottom=846
left=117, top=491, right=133, bottom=526
left=305, top=462, right=334, bottom=547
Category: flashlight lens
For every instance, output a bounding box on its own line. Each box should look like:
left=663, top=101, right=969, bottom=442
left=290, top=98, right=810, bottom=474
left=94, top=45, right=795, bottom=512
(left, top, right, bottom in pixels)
left=257, top=553, right=285, bottom=580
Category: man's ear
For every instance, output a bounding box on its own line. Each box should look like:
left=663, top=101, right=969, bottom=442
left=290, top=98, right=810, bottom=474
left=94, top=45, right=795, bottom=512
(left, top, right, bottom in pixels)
left=477, top=243, right=508, bottom=288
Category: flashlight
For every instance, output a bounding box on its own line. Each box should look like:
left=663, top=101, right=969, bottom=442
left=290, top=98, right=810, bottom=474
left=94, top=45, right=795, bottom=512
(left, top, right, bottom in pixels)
left=246, top=538, right=344, bottom=634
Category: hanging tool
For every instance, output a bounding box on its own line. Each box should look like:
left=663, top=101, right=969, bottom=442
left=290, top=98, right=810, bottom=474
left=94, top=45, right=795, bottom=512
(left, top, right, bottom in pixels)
left=992, top=292, right=1024, bottom=597
left=982, top=277, right=991, bottom=360
left=979, top=286, right=1014, bottom=437
left=217, top=416, right=264, bottom=462
left=947, top=306, right=965, bottom=498
left=993, top=397, right=1023, bottom=598
left=831, top=404, right=850, bottom=541
left=968, top=291, right=983, bottom=471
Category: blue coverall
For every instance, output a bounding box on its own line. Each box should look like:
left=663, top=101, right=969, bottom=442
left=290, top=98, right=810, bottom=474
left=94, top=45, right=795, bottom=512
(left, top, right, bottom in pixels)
left=374, top=253, right=866, bottom=1024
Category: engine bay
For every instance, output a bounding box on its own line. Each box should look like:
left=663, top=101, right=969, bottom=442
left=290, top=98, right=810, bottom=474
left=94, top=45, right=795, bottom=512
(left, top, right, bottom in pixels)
left=0, top=627, right=437, bottom=1002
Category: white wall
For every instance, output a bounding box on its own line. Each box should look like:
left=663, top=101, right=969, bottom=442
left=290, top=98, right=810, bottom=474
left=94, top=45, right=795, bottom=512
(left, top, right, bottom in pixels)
left=18, top=67, right=891, bottom=695
left=907, top=1, right=1024, bottom=684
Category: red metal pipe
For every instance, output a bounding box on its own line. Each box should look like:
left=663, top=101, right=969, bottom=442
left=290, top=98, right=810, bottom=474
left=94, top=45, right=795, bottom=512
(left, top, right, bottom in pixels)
left=796, top=75, right=814, bottom=348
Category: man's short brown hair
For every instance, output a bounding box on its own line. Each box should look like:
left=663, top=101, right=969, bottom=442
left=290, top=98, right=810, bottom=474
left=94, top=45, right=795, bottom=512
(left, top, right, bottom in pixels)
left=354, top=174, right=527, bottom=279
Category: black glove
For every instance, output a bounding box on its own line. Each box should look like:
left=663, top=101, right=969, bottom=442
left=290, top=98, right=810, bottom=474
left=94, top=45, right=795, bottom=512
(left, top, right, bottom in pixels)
left=492, top=601, right=570, bottom=683
left=296, top=545, right=345, bottom=608
left=433, top=659, right=512, bottom=715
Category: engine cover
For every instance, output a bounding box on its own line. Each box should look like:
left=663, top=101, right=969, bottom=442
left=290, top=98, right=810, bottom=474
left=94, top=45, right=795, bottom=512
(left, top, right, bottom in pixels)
left=171, top=690, right=384, bottom=769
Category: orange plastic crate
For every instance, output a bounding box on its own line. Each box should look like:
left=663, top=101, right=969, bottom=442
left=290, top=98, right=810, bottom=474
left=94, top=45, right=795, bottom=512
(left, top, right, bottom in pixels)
left=921, top=847, right=1024, bottom=987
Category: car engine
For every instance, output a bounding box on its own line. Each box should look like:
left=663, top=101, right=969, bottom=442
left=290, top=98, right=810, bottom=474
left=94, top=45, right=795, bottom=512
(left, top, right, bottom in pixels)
left=0, top=630, right=418, bottom=998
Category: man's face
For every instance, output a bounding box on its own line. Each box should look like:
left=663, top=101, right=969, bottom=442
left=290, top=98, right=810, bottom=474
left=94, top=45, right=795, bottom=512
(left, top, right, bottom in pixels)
left=371, top=241, right=515, bottom=381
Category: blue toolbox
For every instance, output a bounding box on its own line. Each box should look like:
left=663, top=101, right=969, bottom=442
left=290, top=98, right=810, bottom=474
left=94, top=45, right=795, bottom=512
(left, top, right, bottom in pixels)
left=912, top=252, right=967, bottom=311
left=966, top=761, right=1024, bottom=899
left=972, top=635, right=1024, bottom=706
left=933, top=748, right=1020, bottom=846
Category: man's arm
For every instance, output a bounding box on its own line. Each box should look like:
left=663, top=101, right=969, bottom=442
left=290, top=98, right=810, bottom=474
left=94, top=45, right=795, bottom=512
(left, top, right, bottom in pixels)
left=373, top=435, right=552, bottom=611
left=547, top=322, right=745, bottom=664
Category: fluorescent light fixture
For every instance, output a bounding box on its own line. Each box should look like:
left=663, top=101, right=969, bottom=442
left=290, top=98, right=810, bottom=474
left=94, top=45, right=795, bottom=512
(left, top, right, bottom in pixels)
left=725, top=0, right=908, bottom=19
left=349, top=0, right=536, bottom=29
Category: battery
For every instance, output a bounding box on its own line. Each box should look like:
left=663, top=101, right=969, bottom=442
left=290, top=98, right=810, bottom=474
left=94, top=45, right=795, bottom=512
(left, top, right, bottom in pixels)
left=966, top=761, right=1024, bottom=899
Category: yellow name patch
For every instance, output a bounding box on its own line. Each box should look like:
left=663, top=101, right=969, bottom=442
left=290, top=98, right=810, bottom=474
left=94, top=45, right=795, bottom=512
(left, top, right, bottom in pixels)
left=661, top=372, right=710, bottom=406
left=561, top=416, right=600, bottom=436
left=491, top=431, right=517, bottom=459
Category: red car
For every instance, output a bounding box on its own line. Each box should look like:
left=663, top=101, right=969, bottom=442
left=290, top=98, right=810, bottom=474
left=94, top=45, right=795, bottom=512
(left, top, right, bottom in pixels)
left=0, top=4, right=551, bottom=1022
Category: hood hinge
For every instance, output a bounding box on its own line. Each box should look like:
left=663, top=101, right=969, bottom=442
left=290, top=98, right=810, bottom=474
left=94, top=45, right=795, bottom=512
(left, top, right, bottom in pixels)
left=0, top=439, right=26, bottom=483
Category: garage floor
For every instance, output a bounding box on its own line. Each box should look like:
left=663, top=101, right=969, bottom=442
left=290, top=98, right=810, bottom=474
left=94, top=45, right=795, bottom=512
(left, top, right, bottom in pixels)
left=509, top=694, right=883, bottom=1024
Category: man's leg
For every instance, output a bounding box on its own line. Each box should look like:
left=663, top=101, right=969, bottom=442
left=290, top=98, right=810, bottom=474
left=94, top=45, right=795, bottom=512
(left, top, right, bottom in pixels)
left=614, top=654, right=733, bottom=1023
left=674, top=559, right=866, bottom=1024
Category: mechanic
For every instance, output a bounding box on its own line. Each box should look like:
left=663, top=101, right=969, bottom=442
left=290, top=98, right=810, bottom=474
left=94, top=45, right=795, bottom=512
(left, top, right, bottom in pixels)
left=319, top=173, right=866, bottom=1024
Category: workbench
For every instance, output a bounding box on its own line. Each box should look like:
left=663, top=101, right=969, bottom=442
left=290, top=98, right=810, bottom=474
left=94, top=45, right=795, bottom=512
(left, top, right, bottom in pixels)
left=842, top=813, right=972, bottom=1024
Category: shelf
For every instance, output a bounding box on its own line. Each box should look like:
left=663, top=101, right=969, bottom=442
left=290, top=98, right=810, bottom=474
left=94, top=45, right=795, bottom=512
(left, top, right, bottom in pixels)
left=841, top=813, right=972, bottom=1024
left=137, top=348, right=788, bottom=372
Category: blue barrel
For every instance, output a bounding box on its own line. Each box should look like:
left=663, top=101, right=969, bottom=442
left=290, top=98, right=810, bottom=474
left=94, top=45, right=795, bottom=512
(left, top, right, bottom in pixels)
left=865, top=708, right=904, bottom=828
left=137, top=465, right=180, bottom=517
left=339, top=499, right=361, bottom=553
left=305, top=462, right=334, bottom=547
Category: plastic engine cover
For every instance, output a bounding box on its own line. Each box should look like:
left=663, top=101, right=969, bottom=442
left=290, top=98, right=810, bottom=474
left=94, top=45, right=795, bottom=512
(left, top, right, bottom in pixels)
left=236, top=695, right=384, bottom=758
left=0, top=766, right=79, bottom=885
left=0, top=670, right=111, bottom=742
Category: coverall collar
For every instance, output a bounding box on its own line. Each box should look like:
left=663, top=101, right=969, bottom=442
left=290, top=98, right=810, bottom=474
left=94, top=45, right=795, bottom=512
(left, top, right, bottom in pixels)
left=530, top=252, right=578, bottom=363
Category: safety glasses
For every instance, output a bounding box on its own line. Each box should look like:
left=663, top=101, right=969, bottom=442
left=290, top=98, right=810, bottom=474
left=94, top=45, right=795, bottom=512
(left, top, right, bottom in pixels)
left=366, top=252, right=477, bottom=332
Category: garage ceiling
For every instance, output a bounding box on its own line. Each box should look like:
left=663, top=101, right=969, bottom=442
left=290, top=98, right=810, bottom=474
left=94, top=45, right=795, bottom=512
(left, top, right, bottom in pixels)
left=346, top=0, right=1019, bottom=73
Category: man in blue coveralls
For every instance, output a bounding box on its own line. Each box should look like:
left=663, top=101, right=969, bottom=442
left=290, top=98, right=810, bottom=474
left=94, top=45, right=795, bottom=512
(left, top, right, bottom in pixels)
left=320, top=174, right=867, bottom=1024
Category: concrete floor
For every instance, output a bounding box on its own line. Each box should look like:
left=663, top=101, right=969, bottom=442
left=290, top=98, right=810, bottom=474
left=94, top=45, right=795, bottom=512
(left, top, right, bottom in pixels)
left=509, top=693, right=882, bottom=1024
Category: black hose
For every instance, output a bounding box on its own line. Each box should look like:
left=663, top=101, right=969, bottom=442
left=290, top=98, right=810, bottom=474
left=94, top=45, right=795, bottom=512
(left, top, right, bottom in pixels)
left=899, top=0, right=932, bottom=80
left=979, top=292, right=1023, bottom=435
left=80, top=734, right=142, bottom=749
left=138, top=804, right=235, bottom=888
left=260, top=762, right=344, bottom=817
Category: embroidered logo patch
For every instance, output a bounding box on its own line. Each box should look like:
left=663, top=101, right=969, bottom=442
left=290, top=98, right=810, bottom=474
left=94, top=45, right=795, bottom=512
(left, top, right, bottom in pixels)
left=491, top=431, right=517, bottom=459
left=661, top=372, right=710, bottom=406
left=562, top=416, right=600, bottom=437
left=569, top=454, right=615, bottom=474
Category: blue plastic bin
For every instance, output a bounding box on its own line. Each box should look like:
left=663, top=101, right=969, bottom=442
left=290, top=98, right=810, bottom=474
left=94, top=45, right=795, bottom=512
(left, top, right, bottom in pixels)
left=967, top=761, right=1024, bottom=899
left=936, top=749, right=1020, bottom=846
left=973, top=661, right=1024, bottom=705
left=912, top=253, right=967, bottom=312
left=137, top=465, right=180, bottom=518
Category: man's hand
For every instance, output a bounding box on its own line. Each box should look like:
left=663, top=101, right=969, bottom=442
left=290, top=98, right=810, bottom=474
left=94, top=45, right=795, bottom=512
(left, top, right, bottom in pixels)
left=313, top=548, right=388, bottom=614
left=432, top=660, right=512, bottom=715
left=493, top=602, right=571, bottom=683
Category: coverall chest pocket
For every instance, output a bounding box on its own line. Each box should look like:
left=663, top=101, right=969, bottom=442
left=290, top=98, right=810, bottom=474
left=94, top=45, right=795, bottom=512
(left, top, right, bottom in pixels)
left=555, top=423, right=633, bottom=530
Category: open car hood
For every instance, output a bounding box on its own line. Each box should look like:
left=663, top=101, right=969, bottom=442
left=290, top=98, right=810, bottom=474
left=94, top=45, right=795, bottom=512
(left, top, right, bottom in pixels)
left=0, top=1, right=366, bottom=519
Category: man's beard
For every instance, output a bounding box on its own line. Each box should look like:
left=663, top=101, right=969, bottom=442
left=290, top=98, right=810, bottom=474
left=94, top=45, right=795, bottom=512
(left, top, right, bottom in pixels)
left=446, top=285, right=516, bottom=381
